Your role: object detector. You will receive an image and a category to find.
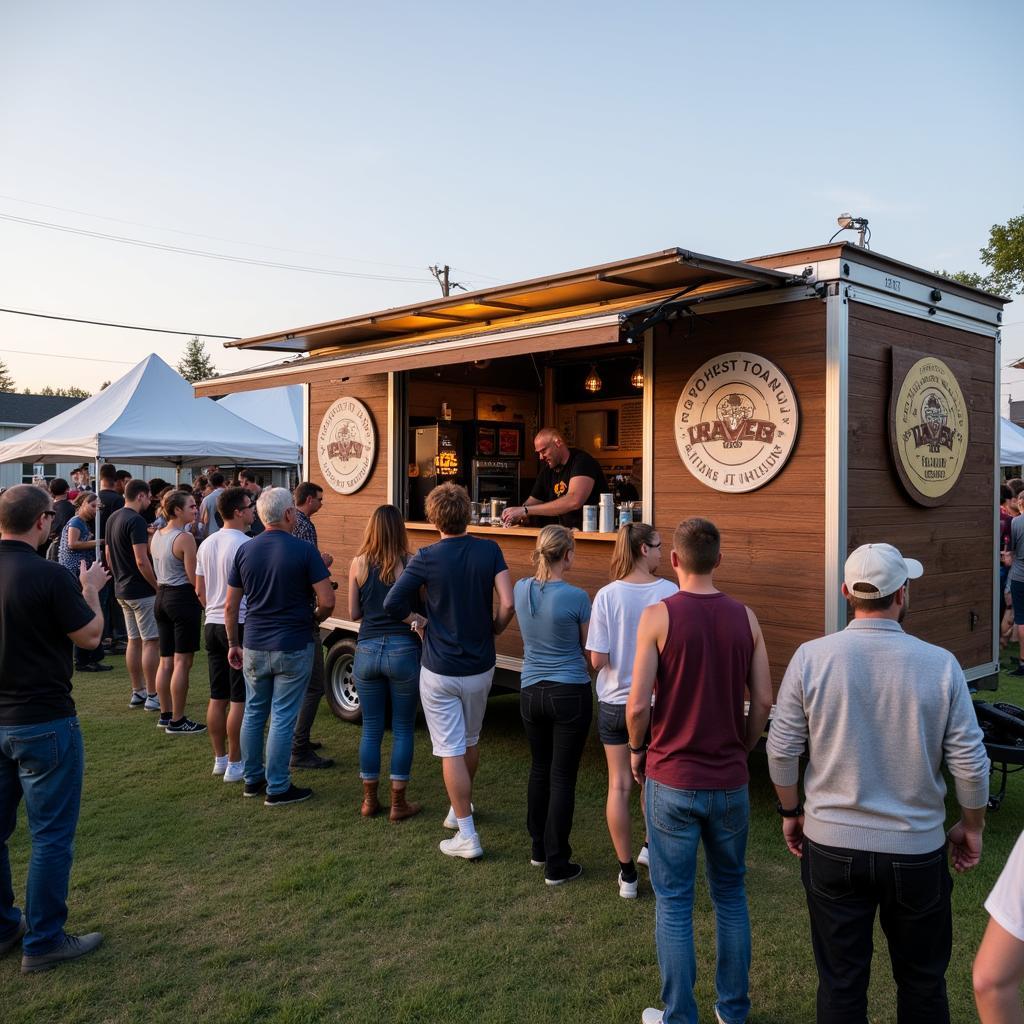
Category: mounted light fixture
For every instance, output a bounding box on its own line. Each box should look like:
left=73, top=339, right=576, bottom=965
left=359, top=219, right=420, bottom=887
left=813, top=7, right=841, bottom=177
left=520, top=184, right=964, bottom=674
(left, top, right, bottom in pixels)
left=830, top=212, right=871, bottom=249
left=584, top=364, right=602, bottom=393
left=630, top=362, right=645, bottom=389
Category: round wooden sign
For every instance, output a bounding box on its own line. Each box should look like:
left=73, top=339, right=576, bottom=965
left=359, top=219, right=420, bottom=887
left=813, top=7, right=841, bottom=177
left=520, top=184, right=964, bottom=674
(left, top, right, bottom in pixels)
left=674, top=352, right=799, bottom=493
left=316, top=396, right=376, bottom=495
left=889, top=354, right=970, bottom=507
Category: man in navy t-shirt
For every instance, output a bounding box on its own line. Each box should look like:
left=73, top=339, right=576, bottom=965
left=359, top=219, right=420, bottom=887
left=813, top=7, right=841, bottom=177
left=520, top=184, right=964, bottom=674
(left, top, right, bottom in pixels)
left=384, top=483, right=514, bottom=861
left=225, top=488, right=334, bottom=807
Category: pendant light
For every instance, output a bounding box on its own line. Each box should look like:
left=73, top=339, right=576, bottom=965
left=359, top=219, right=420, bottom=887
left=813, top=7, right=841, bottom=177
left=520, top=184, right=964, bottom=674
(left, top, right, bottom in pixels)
left=630, top=362, right=645, bottom=389
left=584, top=364, right=602, bottom=393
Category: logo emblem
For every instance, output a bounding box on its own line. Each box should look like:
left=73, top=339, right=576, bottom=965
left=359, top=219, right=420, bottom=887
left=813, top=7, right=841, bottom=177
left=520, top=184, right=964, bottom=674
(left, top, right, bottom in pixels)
left=674, top=352, right=799, bottom=493
left=889, top=353, right=969, bottom=506
left=317, top=397, right=376, bottom=495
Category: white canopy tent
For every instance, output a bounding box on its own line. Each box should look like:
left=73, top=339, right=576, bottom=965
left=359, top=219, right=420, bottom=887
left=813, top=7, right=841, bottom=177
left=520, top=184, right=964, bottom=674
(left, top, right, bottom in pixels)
left=0, top=353, right=300, bottom=554
left=218, top=385, right=304, bottom=447
left=1002, top=417, right=1024, bottom=467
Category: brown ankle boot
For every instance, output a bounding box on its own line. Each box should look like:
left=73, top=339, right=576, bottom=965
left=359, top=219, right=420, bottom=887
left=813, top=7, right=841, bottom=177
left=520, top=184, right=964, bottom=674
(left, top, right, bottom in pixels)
left=389, top=782, right=422, bottom=822
left=361, top=780, right=380, bottom=817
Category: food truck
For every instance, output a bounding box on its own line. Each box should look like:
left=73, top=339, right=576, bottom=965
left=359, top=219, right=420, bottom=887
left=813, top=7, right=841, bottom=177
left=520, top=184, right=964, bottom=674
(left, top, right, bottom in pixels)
left=195, top=242, right=1007, bottom=722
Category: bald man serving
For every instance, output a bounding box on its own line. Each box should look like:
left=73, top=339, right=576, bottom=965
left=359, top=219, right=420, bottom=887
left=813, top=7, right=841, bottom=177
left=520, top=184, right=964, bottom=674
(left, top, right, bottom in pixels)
left=502, top=428, right=608, bottom=530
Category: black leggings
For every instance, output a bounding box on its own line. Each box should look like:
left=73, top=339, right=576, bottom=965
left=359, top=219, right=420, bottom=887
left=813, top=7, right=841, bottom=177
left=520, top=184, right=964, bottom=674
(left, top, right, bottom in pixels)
left=519, top=681, right=593, bottom=875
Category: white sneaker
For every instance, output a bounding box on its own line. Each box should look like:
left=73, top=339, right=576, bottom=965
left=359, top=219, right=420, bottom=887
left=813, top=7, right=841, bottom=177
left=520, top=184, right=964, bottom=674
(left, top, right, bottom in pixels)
left=223, top=761, right=245, bottom=783
left=442, top=802, right=475, bottom=830
left=439, top=832, right=483, bottom=860
left=714, top=1011, right=728, bottom=1024
left=143, top=694, right=161, bottom=712
left=619, top=871, right=639, bottom=899
left=212, top=757, right=228, bottom=776
left=637, top=843, right=650, bottom=868
left=641, top=1010, right=663, bottom=1024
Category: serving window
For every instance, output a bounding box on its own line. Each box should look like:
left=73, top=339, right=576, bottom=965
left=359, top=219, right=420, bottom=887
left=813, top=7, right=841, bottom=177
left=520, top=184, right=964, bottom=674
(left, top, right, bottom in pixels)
left=399, top=339, right=647, bottom=531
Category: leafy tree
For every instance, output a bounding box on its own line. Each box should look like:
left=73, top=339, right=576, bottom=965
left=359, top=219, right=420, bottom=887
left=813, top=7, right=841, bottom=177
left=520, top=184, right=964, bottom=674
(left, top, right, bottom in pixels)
left=100, top=380, right=111, bottom=390
left=177, top=337, right=217, bottom=383
left=937, top=212, right=1024, bottom=295
left=0, top=359, right=14, bottom=393
left=36, top=385, right=91, bottom=398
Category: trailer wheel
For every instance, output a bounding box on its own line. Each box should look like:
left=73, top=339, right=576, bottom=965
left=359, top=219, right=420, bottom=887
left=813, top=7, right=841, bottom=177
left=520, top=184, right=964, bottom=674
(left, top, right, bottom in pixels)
left=324, top=638, right=361, bottom=723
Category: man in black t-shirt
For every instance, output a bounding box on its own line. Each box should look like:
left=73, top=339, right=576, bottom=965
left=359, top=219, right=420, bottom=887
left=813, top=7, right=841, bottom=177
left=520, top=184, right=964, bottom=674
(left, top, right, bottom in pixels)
left=502, top=427, right=608, bottom=530
left=43, top=478, right=75, bottom=557
left=0, top=485, right=108, bottom=972
left=104, top=479, right=160, bottom=709
left=95, top=465, right=126, bottom=650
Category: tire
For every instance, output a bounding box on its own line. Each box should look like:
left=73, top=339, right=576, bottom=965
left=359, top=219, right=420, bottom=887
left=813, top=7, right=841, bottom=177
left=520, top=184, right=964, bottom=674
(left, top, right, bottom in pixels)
left=324, top=637, right=361, bottom=723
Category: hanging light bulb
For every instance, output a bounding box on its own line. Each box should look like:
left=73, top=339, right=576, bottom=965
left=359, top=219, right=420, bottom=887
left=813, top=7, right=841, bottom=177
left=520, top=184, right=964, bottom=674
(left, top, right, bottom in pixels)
left=584, top=364, right=602, bottom=393
left=630, top=362, right=645, bottom=389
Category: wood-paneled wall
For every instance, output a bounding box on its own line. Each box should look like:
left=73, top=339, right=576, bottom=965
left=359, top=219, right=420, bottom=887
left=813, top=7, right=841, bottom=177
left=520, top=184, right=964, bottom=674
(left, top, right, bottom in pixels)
left=308, top=375, right=390, bottom=616
left=846, top=303, right=996, bottom=670
left=652, top=300, right=828, bottom=692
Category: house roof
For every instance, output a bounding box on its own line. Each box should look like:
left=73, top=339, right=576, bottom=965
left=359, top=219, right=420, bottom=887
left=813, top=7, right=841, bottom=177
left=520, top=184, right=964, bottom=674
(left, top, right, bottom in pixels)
left=0, top=392, right=83, bottom=428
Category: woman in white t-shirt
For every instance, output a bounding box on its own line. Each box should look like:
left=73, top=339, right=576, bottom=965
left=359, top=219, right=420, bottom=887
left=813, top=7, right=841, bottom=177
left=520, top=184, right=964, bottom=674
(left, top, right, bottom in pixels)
left=586, top=522, right=677, bottom=899
left=974, top=828, right=1024, bottom=1022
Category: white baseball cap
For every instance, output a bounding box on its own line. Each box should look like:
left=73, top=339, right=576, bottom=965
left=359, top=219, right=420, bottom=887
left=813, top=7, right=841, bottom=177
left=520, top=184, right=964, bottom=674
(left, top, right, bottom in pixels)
left=844, top=543, right=924, bottom=600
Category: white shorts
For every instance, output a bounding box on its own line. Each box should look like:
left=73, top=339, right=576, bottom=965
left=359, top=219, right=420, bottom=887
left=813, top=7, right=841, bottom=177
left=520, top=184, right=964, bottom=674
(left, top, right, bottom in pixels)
left=419, top=665, right=495, bottom=758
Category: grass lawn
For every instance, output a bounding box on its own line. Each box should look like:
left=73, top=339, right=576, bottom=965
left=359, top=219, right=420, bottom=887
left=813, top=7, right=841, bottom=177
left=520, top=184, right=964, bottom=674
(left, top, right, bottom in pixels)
left=2, top=651, right=1022, bottom=1024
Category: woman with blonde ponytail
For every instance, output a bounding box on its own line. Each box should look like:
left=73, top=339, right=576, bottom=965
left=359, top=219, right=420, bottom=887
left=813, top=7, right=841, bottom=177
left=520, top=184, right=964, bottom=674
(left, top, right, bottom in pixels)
left=513, top=525, right=592, bottom=886
left=587, top=521, right=677, bottom=897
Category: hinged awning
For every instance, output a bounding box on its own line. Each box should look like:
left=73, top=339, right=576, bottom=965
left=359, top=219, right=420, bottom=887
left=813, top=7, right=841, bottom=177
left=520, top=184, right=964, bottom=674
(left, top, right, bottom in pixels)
left=225, top=248, right=794, bottom=355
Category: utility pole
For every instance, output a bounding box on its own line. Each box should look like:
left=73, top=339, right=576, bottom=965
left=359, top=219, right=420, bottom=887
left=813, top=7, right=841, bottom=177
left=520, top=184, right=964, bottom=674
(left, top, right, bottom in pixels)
left=429, top=264, right=466, bottom=297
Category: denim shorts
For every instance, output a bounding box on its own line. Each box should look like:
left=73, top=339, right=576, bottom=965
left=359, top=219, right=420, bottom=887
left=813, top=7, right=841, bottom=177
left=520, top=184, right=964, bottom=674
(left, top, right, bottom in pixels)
left=597, top=701, right=628, bottom=745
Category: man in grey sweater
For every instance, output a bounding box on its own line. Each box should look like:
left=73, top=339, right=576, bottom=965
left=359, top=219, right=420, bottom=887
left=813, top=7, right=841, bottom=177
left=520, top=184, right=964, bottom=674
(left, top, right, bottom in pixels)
left=767, top=542, right=990, bottom=1024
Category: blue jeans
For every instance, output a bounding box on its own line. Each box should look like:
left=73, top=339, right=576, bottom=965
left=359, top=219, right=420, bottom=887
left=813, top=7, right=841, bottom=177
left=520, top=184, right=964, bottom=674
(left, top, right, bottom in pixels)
left=241, top=645, right=314, bottom=796
left=354, top=635, right=421, bottom=781
left=645, top=779, right=752, bottom=1024
left=0, top=716, right=85, bottom=956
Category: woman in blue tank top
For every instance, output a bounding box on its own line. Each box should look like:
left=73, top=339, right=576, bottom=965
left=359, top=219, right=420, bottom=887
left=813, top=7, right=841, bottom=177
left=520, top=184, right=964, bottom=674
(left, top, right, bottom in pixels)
left=348, top=504, right=424, bottom=822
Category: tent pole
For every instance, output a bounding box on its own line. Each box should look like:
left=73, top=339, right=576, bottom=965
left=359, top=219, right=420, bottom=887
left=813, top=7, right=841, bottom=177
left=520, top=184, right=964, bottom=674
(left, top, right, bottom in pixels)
left=175, top=464, right=180, bottom=486
left=93, top=456, right=102, bottom=562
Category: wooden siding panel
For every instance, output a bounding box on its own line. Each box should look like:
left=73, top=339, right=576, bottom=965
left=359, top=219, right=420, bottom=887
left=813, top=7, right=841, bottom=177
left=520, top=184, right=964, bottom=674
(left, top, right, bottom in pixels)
left=846, top=303, right=996, bottom=671
left=652, top=299, right=828, bottom=691
left=307, top=375, right=390, bottom=618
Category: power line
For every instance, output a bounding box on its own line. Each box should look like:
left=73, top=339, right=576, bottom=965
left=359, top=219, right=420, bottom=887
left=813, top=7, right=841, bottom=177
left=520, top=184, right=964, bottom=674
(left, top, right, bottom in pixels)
left=0, top=306, right=239, bottom=339
left=0, top=193, right=452, bottom=274
left=0, top=346, right=136, bottom=365
left=0, top=212, right=436, bottom=284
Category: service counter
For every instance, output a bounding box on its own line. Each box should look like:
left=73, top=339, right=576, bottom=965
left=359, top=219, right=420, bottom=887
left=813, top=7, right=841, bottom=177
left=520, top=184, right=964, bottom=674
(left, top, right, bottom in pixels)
left=404, top=521, right=617, bottom=543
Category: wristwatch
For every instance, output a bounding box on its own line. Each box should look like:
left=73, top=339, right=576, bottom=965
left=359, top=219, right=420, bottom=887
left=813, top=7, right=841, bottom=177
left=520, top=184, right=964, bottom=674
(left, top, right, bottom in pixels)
left=628, top=743, right=648, bottom=754
left=776, top=801, right=804, bottom=818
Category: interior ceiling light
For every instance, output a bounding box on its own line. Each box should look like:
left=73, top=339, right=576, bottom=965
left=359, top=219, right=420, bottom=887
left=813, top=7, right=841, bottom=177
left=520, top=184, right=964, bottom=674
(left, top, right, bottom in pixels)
left=631, top=362, right=645, bottom=389
left=584, top=364, right=602, bottom=393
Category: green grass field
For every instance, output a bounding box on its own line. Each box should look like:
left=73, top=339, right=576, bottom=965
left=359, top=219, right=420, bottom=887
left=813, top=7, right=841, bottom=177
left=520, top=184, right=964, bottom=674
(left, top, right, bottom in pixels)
left=1, top=652, right=1022, bottom=1024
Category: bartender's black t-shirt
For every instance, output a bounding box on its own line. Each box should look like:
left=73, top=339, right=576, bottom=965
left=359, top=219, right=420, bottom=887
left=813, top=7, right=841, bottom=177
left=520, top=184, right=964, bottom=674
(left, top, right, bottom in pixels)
left=0, top=540, right=94, bottom=725
left=530, top=447, right=609, bottom=528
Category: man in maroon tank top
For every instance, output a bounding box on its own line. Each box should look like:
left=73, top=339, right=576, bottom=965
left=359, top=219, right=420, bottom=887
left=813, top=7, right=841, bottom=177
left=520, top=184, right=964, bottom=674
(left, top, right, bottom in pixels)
left=627, top=518, right=773, bottom=1024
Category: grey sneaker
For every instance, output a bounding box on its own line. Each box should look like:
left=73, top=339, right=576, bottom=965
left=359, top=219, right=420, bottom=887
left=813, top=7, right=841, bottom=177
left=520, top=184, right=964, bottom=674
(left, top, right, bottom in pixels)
left=128, top=691, right=146, bottom=709
left=0, top=915, right=26, bottom=956
left=143, top=694, right=161, bottom=712
left=21, top=931, right=103, bottom=973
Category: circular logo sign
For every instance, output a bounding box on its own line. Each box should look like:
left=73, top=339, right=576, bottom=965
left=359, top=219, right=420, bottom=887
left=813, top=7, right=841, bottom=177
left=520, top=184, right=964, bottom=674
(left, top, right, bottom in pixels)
left=674, top=352, right=799, bottom=493
left=317, top=397, right=376, bottom=495
left=890, top=356, right=969, bottom=506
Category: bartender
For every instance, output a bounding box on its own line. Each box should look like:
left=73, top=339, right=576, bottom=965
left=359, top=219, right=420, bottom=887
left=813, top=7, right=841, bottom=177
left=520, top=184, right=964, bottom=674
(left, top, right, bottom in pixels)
left=501, top=427, right=608, bottom=530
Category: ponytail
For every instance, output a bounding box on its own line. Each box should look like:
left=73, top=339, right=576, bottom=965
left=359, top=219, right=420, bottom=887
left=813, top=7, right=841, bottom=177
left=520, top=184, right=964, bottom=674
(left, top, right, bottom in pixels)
left=609, top=521, right=658, bottom=581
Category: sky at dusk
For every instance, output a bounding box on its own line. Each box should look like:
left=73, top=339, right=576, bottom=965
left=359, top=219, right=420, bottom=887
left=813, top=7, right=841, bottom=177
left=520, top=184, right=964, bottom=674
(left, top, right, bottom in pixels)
left=1, top=1, right=1022, bottom=405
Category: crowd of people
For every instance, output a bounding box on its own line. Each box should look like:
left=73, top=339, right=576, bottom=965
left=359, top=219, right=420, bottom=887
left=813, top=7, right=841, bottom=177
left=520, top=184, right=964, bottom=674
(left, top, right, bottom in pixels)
left=0, top=466, right=1022, bottom=1023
